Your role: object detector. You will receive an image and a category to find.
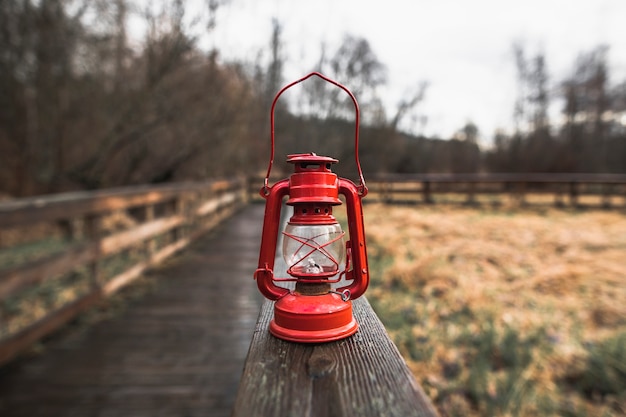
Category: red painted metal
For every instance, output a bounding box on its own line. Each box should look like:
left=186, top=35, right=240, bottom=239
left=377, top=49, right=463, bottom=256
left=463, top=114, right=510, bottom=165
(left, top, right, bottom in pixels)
left=254, top=73, right=369, bottom=343
left=270, top=293, right=358, bottom=343
left=254, top=179, right=290, bottom=300
left=286, top=153, right=342, bottom=206
left=336, top=178, right=370, bottom=300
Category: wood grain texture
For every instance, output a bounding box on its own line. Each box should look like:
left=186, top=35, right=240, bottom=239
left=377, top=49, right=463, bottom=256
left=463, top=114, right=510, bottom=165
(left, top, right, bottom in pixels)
left=232, top=297, right=438, bottom=417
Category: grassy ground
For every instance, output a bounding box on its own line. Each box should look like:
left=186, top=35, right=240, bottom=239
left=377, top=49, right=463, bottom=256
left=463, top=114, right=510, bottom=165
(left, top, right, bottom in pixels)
left=359, top=203, right=625, bottom=416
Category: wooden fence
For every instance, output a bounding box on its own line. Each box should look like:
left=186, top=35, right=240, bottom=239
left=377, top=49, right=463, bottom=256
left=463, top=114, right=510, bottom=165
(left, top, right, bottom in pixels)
left=365, top=173, right=626, bottom=208
left=0, top=178, right=246, bottom=365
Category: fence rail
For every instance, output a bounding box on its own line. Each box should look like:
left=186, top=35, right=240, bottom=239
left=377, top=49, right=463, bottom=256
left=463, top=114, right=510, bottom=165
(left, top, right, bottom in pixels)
left=0, top=178, right=247, bottom=365
left=233, top=298, right=438, bottom=417
left=365, top=173, right=626, bottom=207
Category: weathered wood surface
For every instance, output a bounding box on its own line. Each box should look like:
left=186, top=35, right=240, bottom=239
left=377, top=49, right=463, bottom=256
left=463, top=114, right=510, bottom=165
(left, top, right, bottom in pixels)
left=0, top=205, right=264, bottom=417
left=232, top=297, right=438, bottom=417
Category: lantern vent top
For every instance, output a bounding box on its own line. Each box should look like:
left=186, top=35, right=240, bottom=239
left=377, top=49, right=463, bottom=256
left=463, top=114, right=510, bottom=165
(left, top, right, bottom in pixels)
left=287, top=153, right=338, bottom=173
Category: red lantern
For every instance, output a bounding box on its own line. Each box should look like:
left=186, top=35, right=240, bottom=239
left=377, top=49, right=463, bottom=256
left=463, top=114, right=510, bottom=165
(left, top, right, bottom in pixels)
left=254, top=72, right=369, bottom=343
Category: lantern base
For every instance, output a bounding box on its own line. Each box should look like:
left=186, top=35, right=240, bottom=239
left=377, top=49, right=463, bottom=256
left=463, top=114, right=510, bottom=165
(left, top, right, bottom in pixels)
left=270, top=292, right=358, bottom=343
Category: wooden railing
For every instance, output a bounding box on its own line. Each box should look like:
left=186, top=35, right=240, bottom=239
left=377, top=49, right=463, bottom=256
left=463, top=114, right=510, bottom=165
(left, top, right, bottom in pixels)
left=233, top=297, right=439, bottom=417
left=0, top=178, right=247, bottom=365
left=366, top=173, right=626, bottom=208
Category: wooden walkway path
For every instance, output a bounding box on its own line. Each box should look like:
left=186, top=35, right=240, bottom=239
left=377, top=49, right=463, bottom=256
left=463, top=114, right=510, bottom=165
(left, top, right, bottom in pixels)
left=0, top=205, right=265, bottom=417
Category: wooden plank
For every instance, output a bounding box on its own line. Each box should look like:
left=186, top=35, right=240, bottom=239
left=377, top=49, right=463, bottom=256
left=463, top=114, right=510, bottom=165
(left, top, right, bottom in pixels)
left=99, top=216, right=185, bottom=255
left=196, top=191, right=238, bottom=216
left=0, top=189, right=176, bottom=227
left=102, top=238, right=191, bottom=296
left=232, top=297, right=438, bottom=417
left=369, top=173, right=626, bottom=184
left=0, top=179, right=240, bottom=228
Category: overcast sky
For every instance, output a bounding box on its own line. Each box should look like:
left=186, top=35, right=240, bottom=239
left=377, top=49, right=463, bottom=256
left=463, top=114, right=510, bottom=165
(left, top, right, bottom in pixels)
left=198, top=0, right=626, bottom=143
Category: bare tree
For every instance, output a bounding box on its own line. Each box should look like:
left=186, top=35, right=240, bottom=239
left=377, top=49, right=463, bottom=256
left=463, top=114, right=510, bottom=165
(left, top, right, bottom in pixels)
left=0, top=0, right=264, bottom=195
left=560, top=45, right=611, bottom=171
left=0, top=0, right=89, bottom=195
left=512, top=43, right=550, bottom=134
left=303, top=35, right=387, bottom=122
left=390, top=81, right=428, bottom=132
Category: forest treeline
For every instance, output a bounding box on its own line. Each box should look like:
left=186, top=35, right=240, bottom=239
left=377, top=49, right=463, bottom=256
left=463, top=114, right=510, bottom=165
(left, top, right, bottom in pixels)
left=1, top=1, right=625, bottom=197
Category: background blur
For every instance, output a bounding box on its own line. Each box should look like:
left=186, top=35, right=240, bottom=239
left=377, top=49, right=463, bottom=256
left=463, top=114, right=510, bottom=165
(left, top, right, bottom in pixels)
left=1, top=0, right=626, bottom=198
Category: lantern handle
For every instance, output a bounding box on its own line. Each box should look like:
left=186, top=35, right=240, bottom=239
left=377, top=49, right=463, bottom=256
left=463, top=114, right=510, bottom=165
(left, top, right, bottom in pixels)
left=263, top=72, right=367, bottom=196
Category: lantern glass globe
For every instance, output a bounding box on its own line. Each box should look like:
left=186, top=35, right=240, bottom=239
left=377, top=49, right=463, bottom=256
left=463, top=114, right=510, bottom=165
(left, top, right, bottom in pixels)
left=282, top=223, right=345, bottom=276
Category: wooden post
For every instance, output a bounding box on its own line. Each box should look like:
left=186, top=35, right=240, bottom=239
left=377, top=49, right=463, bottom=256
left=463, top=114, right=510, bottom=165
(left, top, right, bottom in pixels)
left=57, top=218, right=81, bottom=241
left=176, top=196, right=187, bottom=240
left=233, top=298, right=438, bottom=417
left=382, top=181, right=391, bottom=204
left=144, top=204, right=156, bottom=257
left=422, top=181, right=433, bottom=204
left=166, top=198, right=180, bottom=244
left=601, top=183, right=612, bottom=209
left=554, top=183, right=565, bottom=208
left=466, top=182, right=476, bottom=205
left=569, top=182, right=579, bottom=208
left=84, top=214, right=101, bottom=287
left=511, top=181, right=526, bottom=206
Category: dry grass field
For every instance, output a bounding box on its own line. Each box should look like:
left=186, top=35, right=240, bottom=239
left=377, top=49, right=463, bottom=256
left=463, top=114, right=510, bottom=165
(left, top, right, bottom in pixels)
left=360, top=203, right=625, bottom=416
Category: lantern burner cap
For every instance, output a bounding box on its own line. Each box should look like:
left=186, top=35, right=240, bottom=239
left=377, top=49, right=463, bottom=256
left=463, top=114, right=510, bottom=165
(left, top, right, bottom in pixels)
left=287, top=153, right=338, bottom=167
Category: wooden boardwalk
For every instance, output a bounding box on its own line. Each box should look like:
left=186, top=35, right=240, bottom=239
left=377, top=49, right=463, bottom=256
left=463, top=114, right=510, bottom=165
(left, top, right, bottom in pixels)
left=0, top=205, right=265, bottom=417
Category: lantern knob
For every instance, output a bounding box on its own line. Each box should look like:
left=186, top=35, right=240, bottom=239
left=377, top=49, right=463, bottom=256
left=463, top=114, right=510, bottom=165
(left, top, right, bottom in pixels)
left=286, top=152, right=338, bottom=168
